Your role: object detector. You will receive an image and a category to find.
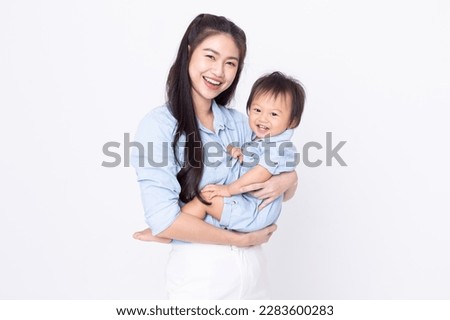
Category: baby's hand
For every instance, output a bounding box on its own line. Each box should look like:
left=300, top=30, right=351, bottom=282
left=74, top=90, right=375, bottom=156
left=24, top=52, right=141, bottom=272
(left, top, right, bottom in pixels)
left=202, top=184, right=232, bottom=199
left=227, top=144, right=243, bottom=163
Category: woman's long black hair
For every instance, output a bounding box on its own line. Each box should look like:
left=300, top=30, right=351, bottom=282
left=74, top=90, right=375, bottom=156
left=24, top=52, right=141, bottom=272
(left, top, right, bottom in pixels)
left=166, top=13, right=247, bottom=204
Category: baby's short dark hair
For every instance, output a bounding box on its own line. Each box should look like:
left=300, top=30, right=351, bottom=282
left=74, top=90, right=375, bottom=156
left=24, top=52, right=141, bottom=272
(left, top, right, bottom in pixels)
left=246, top=71, right=305, bottom=128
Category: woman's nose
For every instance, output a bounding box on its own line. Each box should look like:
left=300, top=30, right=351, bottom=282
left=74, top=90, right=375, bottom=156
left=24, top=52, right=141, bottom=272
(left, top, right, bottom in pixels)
left=212, top=62, right=224, bottom=77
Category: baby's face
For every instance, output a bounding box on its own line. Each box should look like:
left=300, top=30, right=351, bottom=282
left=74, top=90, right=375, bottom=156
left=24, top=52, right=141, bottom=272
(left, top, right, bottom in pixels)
left=248, top=92, right=292, bottom=138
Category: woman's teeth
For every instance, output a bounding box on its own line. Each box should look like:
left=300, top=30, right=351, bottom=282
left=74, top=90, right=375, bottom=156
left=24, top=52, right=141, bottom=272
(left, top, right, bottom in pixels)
left=204, top=76, right=221, bottom=86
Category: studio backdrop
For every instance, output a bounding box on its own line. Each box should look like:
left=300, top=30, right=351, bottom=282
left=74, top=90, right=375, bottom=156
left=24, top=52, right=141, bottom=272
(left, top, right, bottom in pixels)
left=1, top=0, right=449, bottom=299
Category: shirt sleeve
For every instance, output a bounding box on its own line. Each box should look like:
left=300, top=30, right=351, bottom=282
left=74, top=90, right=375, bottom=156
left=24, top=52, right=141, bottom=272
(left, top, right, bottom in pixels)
left=131, top=108, right=181, bottom=235
left=258, top=140, right=298, bottom=175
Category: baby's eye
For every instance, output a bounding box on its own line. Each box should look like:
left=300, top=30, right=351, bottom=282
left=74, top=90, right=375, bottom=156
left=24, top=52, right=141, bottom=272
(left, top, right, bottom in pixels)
left=253, top=108, right=261, bottom=113
left=271, top=112, right=278, bottom=117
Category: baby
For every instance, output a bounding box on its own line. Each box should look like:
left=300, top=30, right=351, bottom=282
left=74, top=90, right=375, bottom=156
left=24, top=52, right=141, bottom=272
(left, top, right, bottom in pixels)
left=134, top=71, right=305, bottom=241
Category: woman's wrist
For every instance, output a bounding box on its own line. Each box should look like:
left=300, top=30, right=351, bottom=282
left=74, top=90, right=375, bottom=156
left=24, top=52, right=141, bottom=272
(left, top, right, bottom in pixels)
left=225, top=229, right=254, bottom=247
left=223, top=224, right=277, bottom=247
left=227, top=230, right=246, bottom=246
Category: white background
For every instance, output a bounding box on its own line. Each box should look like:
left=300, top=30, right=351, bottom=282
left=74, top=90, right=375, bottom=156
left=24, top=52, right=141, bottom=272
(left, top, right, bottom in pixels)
left=1, top=0, right=449, bottom=299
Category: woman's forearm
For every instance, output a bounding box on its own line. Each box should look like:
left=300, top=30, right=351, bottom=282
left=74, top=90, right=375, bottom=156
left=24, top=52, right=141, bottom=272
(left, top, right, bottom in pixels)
left=157, top=213, right=242, bottom=245
left=283, top=170, right=298, bottom=201
left=157, top=212, right=276, bottom=247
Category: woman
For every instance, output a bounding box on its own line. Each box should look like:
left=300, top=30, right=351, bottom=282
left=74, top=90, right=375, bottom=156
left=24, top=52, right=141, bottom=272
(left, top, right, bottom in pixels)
left=131, top=13, right=298, bottom=299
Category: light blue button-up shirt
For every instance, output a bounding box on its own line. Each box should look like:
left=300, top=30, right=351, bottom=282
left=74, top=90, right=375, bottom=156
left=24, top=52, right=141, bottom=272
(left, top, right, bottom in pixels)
left=218, top=129, right=298, bottom=232
left=240, top=129, right=297, bottom=176
left=131, top=101, right=252, bottom=236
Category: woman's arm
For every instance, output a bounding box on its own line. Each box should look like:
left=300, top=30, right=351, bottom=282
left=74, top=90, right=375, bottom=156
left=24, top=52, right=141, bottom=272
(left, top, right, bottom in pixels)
left=282, top=171, right=298, bottom=201
left=240, top=170, right=298, bottom=210
left=159, top=213, right=276, bottom=246
left=134, top=215, right=277, bottom=247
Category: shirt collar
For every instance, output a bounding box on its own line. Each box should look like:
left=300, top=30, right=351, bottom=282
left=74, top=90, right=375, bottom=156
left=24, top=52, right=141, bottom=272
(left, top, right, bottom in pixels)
left=252, top=128, right=294, bottom=142
left=211, top=100, right=236, bottom=132
left=196, top=100, right=237, bottom=133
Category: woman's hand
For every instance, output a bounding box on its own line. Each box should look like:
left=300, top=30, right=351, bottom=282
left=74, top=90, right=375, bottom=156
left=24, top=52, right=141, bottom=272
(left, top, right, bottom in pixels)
left=239, top=171, right=298, bottom=210
left=235, top=224, right=277, bottom=247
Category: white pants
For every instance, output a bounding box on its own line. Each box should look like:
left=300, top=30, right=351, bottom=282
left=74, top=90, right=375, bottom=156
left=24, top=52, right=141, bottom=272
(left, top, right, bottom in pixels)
left=165, top=243, right=269, bottom=299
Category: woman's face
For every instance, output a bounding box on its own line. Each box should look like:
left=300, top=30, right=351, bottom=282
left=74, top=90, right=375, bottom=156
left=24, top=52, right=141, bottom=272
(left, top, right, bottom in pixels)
left=188, top=33, right=240, bottom=107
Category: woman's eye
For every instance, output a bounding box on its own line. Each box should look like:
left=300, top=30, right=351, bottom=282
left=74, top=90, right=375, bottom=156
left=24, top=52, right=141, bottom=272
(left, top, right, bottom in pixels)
left=206, top=55, right=215, bottom=60
left=226, top=61, right=236, bottom=67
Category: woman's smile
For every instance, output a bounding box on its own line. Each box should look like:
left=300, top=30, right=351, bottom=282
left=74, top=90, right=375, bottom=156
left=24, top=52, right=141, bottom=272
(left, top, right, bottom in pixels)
left=202, top=75, right=223, bottom=89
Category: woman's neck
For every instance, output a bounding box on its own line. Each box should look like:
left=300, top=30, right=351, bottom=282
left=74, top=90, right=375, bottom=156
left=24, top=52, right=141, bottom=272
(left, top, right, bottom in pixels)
left=194, top=99, right=214, bottom=132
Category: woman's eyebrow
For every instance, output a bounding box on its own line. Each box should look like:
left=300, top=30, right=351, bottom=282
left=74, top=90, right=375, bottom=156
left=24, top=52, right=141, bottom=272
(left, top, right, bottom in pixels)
left=202, top=48, right=239, bottom=61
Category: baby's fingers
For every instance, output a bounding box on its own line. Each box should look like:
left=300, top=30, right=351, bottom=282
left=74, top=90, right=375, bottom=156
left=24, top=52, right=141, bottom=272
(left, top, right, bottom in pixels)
left=202, top=185, right=216, bottom=192
left=201, top=189, right=217, bottom=200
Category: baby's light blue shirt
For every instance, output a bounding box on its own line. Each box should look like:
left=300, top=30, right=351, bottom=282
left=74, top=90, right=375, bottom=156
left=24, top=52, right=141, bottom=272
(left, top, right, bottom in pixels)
left=240, top=129, right=297, bottom=176
left=217, top=129, right=298, bottom=232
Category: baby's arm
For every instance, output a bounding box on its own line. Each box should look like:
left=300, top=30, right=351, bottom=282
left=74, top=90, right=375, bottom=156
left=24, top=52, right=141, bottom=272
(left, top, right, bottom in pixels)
left=203, top=165, right=272, bottom=198
left=203, top=142, right=274, bottom=198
